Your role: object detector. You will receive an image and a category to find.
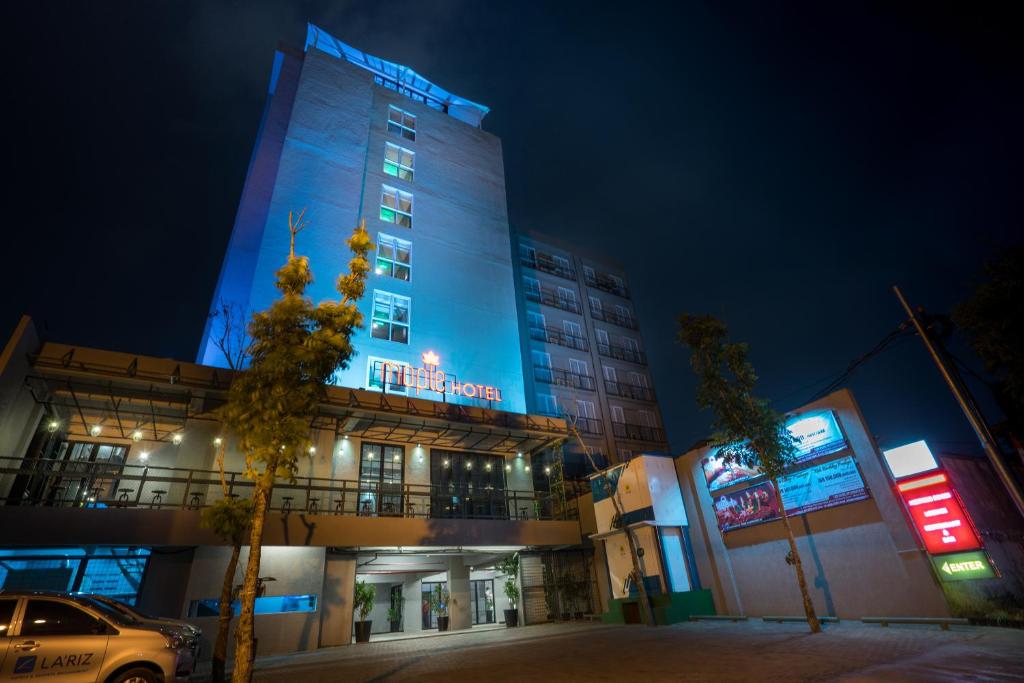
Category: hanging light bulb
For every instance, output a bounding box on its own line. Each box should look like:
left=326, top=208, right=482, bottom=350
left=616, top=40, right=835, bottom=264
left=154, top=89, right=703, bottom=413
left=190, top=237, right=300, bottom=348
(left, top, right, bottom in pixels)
left=308, top=445, right=317, bottom=455
left=525, top=464, right=531, bottom=472
left=505, top=464, right=511, bottom=472
left=172, top=432, right=183, bottom=445
left=131, top=430, right=144, bottom=442
left=90, top=425, right=102, bottom=437
left=47, top=419, right=60, bottom=433
left=213, top=436, right=223, bottom=446
left=485, top=463, right=492, bottom=471
left=544, top=466, right=551, bottom=475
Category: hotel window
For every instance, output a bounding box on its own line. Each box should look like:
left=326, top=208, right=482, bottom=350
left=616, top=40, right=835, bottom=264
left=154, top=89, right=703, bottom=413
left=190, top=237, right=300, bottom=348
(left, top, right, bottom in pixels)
left=520, top=244, right=536, bottom=263
left=537, top=394, right=559, bottom=416
left=603, top=365, right=618, bottom=383
left=366, top=356, right=411, bottom=395
left=523, top=276, right=541, bottom=300
left=387, top=105, right=416, bottom=141
left=576, top=400, right=597, bottom=419
left=383, top=142, right=415, bottom=181
left=554, top=255, right=571, bottom=272
left=610, top=405, right=625, bottom=424
left=563, top=320, right=583, bottom=340
left=371, top=291, right=410, bottom=344
left=624, top=337, right=640, bottom=354
left=532, top=351, right=552, bottom=383
left=589, top=296, right=603, bottom=315
left=527, top=311, right=546, bottom=331
left=638, top=410, right=656, bottom=427
left=376, top=233, right=411, bottom=281
left=568, top=358, right=588, bottom=377
left=380, top=185, right=413, bottom=228
left=358, top=442, right=404, bottom=516
left=619, top=449, right=634, bottom=462
left=630, top=372, right=648, bottom=388
left=615, top=304, right=633, bottom=327
left=557, top=286, right=577, bottom=309
left=583, top=265, right=596, bottom=282
left=595, top=328, right=610, bottom=348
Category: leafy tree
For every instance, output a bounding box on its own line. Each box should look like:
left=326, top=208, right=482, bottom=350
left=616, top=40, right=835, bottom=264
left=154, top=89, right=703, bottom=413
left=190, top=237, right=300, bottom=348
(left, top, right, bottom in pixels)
left=953, top=246, right=1024, bottom=439
left=678, top=314, right=822, bottom=633
left=498, top=553, right=520, bottom=611
left=353, top=580, right=376, bottom=622
left=222, top=211, right=371, bottom=681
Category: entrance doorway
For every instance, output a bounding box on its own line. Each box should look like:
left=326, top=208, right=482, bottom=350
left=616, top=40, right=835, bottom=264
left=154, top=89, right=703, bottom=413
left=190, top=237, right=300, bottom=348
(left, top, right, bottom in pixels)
left=470, top=579, right=495, bottom=624
left=421, top=581, right=447, bottom=630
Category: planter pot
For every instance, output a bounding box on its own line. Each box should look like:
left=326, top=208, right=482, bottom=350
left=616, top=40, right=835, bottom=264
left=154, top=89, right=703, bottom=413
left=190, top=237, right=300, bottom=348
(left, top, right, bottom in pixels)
left=437, top=616, right=450, bottom=632
left=390, top=620, right=401, bottom=632
left=504, top=609, right=519, bottom=627
left=574, top=611, right=584, bottom=620
left=561, top=612, right=570, bottom=621
left=354, top=620, right=372, bottom=643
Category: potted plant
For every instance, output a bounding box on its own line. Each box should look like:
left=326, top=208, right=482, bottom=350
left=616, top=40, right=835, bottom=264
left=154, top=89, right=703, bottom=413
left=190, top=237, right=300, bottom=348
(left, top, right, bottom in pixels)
left=498, top=553, right=520, bottom=627
left=387, top=593, right=404, bottom=633
left=353, top=580, right=376, bottom=643
left=431, top=584, right=450, bottom=631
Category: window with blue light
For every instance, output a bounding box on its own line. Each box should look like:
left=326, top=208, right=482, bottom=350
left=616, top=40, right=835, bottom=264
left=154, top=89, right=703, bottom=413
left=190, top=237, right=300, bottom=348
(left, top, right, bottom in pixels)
left=387, top=105, right=416, bottom=141
left=375, top=233, right=411, bottom=281
left=188, top=594, right=318, bottom=618
left=380, top=185, right=413, bottom=228
left=0, top=547, right=150, bottom=605
left=383, top=143, right=415, bottom=181
left=371, top=291, right=410, bottom=344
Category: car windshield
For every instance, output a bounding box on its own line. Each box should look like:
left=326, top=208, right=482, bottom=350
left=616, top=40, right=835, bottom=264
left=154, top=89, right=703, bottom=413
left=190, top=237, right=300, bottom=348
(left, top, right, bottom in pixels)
left=73, top=596, right=140, bottom=626
left=96, top=596, right=154, bottom=620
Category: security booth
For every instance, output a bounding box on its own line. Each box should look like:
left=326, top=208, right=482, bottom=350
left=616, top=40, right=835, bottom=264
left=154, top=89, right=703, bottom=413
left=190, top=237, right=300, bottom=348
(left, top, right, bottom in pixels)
left=588, top=454, right=713, bottom=624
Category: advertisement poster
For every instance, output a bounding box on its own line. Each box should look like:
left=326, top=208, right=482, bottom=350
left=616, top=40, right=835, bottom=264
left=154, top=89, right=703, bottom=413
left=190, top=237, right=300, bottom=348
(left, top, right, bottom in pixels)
left=701, top=411, right=848, bottom=493
left=714, top=456, right=869, bottom=532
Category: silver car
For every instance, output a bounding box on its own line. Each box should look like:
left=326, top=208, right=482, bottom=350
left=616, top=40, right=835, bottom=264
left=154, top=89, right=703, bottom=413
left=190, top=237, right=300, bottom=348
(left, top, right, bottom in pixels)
left=75, top=594, right=201, bottom=662
left=0, top=591, right=193, bottom=682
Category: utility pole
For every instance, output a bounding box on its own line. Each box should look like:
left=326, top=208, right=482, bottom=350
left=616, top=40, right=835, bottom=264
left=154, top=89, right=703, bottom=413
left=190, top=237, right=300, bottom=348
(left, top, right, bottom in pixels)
left=894, top=285, right=1024, bottom=519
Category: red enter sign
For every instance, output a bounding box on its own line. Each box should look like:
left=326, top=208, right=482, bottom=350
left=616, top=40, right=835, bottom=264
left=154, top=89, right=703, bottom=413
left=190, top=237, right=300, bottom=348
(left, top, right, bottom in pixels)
left=897, top=473, right=982, bottom=555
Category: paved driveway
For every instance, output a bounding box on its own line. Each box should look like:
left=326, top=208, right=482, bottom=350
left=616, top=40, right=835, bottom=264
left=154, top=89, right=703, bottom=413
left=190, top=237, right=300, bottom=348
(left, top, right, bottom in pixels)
left=237, top=620, right=1024, bottom=682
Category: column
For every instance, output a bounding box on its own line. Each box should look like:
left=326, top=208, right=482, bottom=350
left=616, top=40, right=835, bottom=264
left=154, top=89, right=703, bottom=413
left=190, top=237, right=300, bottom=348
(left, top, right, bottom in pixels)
left=447, top=557, right=471, bottom=630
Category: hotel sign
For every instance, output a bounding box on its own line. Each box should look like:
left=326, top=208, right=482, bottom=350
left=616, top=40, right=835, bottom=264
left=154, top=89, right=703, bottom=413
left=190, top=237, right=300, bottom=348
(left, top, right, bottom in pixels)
left=930, top=550, right=997, bottom=582
left=380, top=351, right=504, bottom=402
left=897, top=472, right=982, bottom=555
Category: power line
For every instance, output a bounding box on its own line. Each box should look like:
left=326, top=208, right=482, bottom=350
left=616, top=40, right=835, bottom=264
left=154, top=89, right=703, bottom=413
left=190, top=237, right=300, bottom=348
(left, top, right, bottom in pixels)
left=804, top=323, right=913, bottom=403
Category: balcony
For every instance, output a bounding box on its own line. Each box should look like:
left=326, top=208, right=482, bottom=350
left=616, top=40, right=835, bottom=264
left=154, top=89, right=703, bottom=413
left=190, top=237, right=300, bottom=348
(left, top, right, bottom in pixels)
left=0, top=456, right=574, bottom=522
left=597, top=343, right=646, bottom=365
left=611, top=421, right=666, bottom=443
left=529, top=325, right=589, bottom=352
left=570, top=416, right=603, bottom=436
left=584, top=271, right=630, bottom=299
left=521, top=254, right=577, bottom=281
left=533, top=366, right=596, bottom=392
left=589, top=305, right=638, bottom=330
left=604, top=380, right=656, bottom=402
left=525, top=285, right=581, bottom=315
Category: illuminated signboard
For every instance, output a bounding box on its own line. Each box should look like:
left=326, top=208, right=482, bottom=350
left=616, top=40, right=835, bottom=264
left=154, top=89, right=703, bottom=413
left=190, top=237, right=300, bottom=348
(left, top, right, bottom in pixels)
left=897, top=473, right=982, bottom=554
left=930, top=550, right=997, bottom=582
left=713, top=456, right=869, bottom=532
left=379, top=351, right=504, bottom=402
left=882, top=440, right=940, bottom=480
left=701, top=410, right=847, bottom=492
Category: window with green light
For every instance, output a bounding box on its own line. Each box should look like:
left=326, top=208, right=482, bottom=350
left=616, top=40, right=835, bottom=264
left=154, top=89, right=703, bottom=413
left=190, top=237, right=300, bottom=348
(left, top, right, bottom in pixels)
left=371, top=290, right=410, bottom=344
left=383, top=142, right=414, bottom=181
left=376, top=233, right=411, bottom=281
left=380, top=185, right=413, bottom=228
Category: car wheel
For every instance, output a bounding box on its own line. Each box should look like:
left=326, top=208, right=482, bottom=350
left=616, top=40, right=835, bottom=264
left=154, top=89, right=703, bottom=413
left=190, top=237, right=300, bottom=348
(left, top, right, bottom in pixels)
left=110, top=667, right=159, bottom=683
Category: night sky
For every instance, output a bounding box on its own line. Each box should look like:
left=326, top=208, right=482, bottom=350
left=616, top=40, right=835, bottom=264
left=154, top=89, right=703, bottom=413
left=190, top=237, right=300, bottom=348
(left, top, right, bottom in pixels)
left=4, top=2, right=1021, bottom=457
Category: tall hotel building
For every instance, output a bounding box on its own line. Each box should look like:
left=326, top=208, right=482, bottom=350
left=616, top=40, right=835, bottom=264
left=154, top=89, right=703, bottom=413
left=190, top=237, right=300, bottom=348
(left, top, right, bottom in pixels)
left=0, top=26, right=656, bottom=655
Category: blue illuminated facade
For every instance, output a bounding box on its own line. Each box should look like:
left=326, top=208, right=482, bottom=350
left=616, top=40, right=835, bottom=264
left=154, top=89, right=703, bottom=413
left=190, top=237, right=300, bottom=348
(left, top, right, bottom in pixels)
left=199, top=25, right=527, bottom=413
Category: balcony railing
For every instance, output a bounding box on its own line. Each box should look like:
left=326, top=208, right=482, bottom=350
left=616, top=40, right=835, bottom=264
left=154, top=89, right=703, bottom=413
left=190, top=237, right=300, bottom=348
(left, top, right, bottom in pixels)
left=0, top=456, right=574, bottom=521
left=589, top=305, right=638, bottom=330
left=525, top=286, right=581, bottom=315
left=584, top=271, right=630, bottom=299
left=570, top=416, right=603, bottom=436
left=604, top=380, right=656, bottom=402
left=533, top=366, right=596, bottom=392
left=611, top=422, right=665, bottom=443
left=521, top=254, right=577, bottom=281
left=597, top=343, right=646, bottom=365
left=529, top=325, right=589, bottom=352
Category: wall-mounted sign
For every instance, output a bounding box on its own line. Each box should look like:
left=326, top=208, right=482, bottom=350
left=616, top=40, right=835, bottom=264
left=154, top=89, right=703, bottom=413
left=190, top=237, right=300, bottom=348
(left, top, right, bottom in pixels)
left=930, top=550, right=997, bottom=582
left=379, top=351, right=504, bottom=402
left=897, top=472, right=982, bottom=555
left=882, top=440, right=940, bottom=480
left=701, top=410, right=847, bottom=492
left=713, top=456, right=869, bottom=532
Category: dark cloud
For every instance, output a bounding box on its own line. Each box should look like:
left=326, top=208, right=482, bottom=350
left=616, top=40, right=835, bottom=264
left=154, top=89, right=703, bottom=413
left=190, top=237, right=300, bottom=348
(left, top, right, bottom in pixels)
left=3, top=1, right=1021, bottom=455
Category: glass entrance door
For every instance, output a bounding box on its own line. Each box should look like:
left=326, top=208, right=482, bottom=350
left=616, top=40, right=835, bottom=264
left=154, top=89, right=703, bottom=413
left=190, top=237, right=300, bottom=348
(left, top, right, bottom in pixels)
left=470, top=579, right=495, bottom=624
left=429, top=450, right=507, bottom=519
left=421, top=581, right=447, bottom=629
left=358, top=442, right=404, bottom=516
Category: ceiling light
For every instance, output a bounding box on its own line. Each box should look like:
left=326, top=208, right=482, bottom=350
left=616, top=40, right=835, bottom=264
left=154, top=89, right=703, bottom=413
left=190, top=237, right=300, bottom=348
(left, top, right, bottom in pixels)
left=131, top=430, right=144, bottom=442
left=213, top=437, right=223, bottom=446
left=172, top=433, right=183, bottom=445
left=90, top=425, right=102, bottom=437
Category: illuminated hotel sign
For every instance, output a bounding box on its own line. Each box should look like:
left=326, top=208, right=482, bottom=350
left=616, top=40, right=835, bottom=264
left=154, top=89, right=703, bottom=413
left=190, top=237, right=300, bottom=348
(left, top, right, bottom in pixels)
left=380, top=351, right=504, bottom=402
left=897, top=472, right=982, bottom=555
left=882, top=440, right=940, bottom=480
left=930, top=550, right=997, bottom=582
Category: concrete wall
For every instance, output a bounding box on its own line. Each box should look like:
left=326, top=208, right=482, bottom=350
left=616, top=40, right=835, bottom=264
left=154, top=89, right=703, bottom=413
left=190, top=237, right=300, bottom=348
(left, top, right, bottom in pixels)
left=677, top=389, right=950, bottom=619
left=0, top=317, right=44, bottom=497
left=137, top=547, right=195, bottom=618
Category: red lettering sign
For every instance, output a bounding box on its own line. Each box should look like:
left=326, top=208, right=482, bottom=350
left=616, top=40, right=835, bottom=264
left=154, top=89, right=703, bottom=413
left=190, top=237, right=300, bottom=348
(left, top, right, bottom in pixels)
left=380, top=352, right=502, bottom=403
left=897, top=473, right=981, bottom=554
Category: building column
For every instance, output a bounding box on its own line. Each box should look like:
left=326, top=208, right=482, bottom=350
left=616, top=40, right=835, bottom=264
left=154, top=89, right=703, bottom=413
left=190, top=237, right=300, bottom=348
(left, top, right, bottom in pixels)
left=447, top=557, right=471, bottom=630
left=319, top=553, right=357, bottom=647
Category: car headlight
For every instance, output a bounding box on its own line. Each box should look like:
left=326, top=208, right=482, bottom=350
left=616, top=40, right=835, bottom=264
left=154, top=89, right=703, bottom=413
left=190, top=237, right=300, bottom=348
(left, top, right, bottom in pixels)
left=160, top=630, right=186, bottom=650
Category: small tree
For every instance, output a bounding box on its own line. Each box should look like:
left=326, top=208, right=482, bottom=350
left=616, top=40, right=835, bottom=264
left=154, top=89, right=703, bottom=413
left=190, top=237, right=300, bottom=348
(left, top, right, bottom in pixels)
left=199, top=438, right=251, bottom=683
left=430, top=584, right=450, bottom=618
left=678, top=314, right=822, bottom=634
left=223, top=212, right=372, bottom=681
left=498, top=554, right=520, bottom=611
left=354, top=580, right=376, bottom=622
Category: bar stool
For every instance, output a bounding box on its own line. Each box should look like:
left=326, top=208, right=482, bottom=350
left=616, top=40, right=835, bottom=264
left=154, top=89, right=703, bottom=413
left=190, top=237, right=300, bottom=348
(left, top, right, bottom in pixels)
left=117, top=488, right=134, bottom=507
left=187, top=491, right=204, bottom=509
left=333, top=498, right=344, bottom=515
left=307, top=497, right=319, bottom=515
left=405, top=501, right=416, bottom=518
left=150, top=490, right=166, bottom=509
left=358, top=499, right=373, bottom=516
left=47, top=484, right=68, bottom=507
left=281, top=496, right=293, bottom=512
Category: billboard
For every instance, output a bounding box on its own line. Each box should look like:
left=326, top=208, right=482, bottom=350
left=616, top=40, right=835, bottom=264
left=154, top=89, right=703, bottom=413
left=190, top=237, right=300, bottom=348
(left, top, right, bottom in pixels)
left=713, top=456, right=869, bottom=532
left=897, top=472, right=982, bottom=554
left=701, top=410, right=848, bottom=492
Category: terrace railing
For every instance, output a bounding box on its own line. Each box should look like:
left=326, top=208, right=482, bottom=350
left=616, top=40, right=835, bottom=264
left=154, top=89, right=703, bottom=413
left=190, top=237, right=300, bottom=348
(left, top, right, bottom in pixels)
left=596, top=343, right=647, bottom=365
left=611, top=422, right=666, bottom=443
left=0, top=456, right=573, bottom=521
left=604, top=380, right=656, bottom=402
left=533, top=366, right=596, bottom=392
left=524, top=285, right=581, bottom=315
left=529, top=325, right=589, bottom=352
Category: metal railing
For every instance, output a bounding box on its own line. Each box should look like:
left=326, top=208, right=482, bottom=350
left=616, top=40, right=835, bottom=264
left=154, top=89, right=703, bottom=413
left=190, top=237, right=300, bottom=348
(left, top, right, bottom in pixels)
left=533, top=366, right=596, bottom=392
left=529, top=325, right=589, bottom=352
left=596, top=343, right=647, bottom=365
left=524, top=286, right=581, bottom=315
left=570, top=416, right=603, bottom=436
left=0, top=457, right=574, bottom=521
left=611, top=422, right=666, bottom=443
left=521, top=254, right=577, bottom=281
left=589, top=305, right=638, bottom=330
left=584, top=271, right=630, bottom=299
left=604, top=380, right=656, bottom=402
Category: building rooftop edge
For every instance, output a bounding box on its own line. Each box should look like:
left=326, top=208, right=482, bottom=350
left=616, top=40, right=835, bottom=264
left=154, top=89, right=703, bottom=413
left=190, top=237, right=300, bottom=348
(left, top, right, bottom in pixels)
left=304, top=23, right=490, bottom=118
